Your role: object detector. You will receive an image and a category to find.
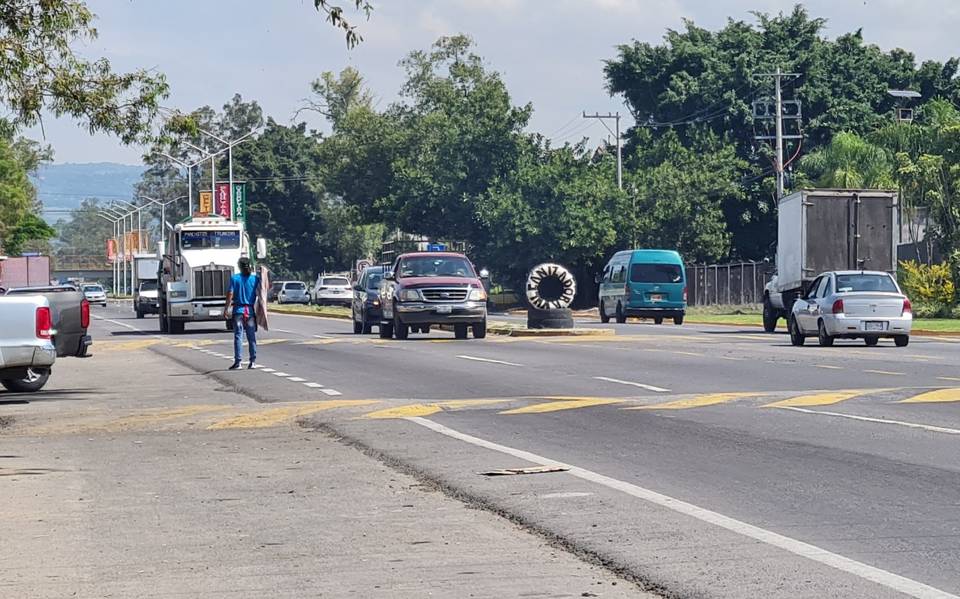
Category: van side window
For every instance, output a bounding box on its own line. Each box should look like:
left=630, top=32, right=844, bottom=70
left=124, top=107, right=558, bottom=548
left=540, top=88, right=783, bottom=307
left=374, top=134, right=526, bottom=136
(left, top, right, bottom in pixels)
left=612, top=265, right=625, bottom=284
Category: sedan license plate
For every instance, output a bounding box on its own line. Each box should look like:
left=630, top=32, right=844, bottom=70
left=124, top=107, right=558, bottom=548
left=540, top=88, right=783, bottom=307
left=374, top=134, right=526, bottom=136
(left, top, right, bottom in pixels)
left=436, top=305, right=453, bottom=314
left=650, top=294, right=664, bottom=302
left=865, top=321, right=884, bottom=331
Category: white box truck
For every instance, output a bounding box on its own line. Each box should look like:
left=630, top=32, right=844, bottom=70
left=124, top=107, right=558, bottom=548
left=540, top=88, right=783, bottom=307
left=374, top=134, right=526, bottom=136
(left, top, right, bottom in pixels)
left=133, top=253, right=160, bottom=318
left=763, top=189, right=900, bottom=332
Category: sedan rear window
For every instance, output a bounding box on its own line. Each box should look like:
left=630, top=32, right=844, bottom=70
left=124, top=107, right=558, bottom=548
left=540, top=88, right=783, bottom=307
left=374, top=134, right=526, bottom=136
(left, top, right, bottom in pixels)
left=835, top=274, right=898, bottom=293
left=285, top=282, right=306, bottom=290
left=630, top=263, right=683, bottom=284
left=322, top=277, right=349, bottom=286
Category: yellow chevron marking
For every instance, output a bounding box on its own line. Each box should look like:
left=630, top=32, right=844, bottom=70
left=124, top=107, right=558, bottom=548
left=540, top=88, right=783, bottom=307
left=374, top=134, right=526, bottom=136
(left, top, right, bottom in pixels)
left=764, top=390, right=874, bottom=408
left=363, top=399, right=509, bottom=419
left=502, top=398, right=623, bottom=415
left=98, top=339, right=164, bottom=352
left=899, top=388, right=960, bottom=404
left=632, top=392, right=762, bottom=410
left=208, top=400, right=375, bottom=429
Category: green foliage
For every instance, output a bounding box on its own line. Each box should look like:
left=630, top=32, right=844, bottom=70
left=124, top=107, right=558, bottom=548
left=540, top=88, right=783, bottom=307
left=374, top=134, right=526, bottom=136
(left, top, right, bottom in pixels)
left=0, top=0, right=168, bottom=144
left=799, top=132, right=895, bottom=189
left=312, top=1, right=373, bottom=48
left=899, top=260, right=955, bottom=305
left=5, top=212, right=54, bottom=256
left=299, top=67, right=374, bottom=128
left=0, top=134, right=33, bottom=244
left=911, top=301, right=951, bottom=319
left=55, top=197, right=115, bottom=260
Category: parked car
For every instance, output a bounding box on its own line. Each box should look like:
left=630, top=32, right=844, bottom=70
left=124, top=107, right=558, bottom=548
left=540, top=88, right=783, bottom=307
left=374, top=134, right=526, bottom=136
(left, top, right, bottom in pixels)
left=598, top=249, right=686, bottom=325
left=5, top=285, right=92, bottom=358
left=312, top=275, right=352, bottom=306
left=135, top=280, right=160, bottom=318
left=788, top=271, right=912, bottom=347
left=379, top=252, right=488, bottom=340
left=267, top=281, right=283, bottom=303
left=0, top=295, right=57, bottom=392
left=352, top=266, right=388, bottom=334
left=277, top=280, right=310, bottom=305
left=81, top=283, right=108, bottom=307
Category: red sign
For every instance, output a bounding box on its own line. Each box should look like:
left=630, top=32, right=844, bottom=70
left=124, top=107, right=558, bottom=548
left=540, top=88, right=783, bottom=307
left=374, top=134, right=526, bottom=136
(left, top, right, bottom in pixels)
left=106, top=238, right=117, bottom=264
left=215, top=183, right=232, bottom=219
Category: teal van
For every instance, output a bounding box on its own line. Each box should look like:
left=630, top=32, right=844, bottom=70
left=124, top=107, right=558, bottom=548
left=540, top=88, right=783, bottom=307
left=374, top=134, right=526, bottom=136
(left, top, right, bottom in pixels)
left=598, top=249, right=686, bottom=324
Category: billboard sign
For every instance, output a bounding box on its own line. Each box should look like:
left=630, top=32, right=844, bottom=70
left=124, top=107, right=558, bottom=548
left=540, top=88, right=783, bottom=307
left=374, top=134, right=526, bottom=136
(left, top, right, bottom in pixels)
left=215, top=183, right=232, bottom=219
left=198, top=191, right=213, bottom=215
left=232, top=183, right=246, bottom=224
left=107, top=238, right=117, bottom=264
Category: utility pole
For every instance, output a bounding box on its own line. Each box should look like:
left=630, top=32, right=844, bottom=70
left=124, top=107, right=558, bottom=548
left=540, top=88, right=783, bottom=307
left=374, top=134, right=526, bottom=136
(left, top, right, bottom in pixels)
left=753, top=68, right=801, bottom=200
left=582, top=111, right=622, bottom=190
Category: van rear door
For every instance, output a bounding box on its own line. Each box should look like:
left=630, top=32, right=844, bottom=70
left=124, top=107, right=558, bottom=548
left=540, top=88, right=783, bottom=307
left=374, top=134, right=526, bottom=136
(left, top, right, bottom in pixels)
left=628, top=263, right=685, bottom=306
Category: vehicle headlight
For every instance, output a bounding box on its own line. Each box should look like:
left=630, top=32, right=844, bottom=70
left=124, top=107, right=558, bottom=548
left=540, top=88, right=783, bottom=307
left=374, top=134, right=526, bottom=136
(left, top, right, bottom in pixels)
left=468, top=287, right=487, bottom=301
left=399, top=289, right=422, bottom=302
left=171, top=290, right=187, bottom=298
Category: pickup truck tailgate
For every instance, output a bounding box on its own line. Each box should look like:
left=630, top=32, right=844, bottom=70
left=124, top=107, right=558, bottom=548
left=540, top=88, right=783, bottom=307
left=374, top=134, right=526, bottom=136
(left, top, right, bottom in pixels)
left=0, top=295, right=56, bottom=368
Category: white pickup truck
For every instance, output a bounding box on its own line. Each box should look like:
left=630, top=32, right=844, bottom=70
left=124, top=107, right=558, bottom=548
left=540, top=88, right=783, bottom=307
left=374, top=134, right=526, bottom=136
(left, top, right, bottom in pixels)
left=0, top=295, right=57, bottom=392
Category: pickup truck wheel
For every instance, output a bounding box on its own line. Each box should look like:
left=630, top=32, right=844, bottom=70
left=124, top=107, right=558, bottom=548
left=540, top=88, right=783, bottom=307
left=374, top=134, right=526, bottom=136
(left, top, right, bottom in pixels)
left=1, top=368, right=51, bottom=393
left=817, top=320, right=834, bottom=347
left=762, top=297, right=778, bottom=333
left=894, top=335, right=910, bottom=347
left=788, top=315, right=805, bottom=346
left=472, top=319, right=487, bottom=339
left=393, top=315, right=409, bottom=340
left=454, top=324, right=469, bottom=339
left=599, top=300, right=610, bottom=323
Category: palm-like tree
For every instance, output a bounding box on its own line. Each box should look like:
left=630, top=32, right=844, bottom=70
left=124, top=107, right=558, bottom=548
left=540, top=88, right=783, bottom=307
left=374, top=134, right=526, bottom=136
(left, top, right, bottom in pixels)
left=800, top=132, right=895, bottom=189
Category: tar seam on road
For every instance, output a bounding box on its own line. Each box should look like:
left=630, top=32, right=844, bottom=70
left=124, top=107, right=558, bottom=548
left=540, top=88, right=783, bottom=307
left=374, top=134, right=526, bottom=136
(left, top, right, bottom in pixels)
left=593, top=377, right=670, bottom=393
left=779, top=406, right=960, bottom=435
left=406, top=416, right=960, bottom=599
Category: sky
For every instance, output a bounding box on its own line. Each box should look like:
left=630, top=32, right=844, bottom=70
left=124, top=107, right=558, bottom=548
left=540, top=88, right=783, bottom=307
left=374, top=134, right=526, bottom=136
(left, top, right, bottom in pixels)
left=27, top=0, right=960, bottom=165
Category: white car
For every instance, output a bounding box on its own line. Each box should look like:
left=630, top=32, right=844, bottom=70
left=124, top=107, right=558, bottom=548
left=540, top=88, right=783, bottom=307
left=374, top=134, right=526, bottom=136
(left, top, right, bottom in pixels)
left=789, top=271, right=912, bottom=347
left=277, top=281, right=310, bottom=305
left=81, top=284, right=108, bottom=307
left=312, top=275, right=352, bottom=306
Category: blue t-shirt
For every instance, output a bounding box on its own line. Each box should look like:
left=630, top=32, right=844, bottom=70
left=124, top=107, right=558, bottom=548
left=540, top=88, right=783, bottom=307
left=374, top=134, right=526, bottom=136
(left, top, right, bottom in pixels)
left=230, top=273, right=259, bottom=306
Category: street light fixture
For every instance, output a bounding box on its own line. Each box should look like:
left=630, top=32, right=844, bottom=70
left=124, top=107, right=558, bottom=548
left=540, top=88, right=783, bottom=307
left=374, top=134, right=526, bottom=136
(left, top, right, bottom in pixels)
left=140, top=195, right=187, bottom=250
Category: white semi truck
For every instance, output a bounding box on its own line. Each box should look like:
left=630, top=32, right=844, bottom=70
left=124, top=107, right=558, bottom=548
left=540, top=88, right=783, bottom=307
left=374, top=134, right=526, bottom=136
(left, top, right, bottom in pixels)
left=763, top=189, right=900, bottom=332
left=158, top=215, right=263, bottom=334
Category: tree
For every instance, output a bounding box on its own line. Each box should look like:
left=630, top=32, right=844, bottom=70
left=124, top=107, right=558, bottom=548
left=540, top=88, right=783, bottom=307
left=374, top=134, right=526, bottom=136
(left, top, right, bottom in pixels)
left=799, top=132, right=895, bottom=189
left=0, top=135, right=34, bottom=248
left=54, top=197, right=115, bottom=264
left=299, top=67, right=374, bottom=128
left=5, top=212, right=55, bottom=256
left=0, top=0, right=168, bottom=143
left=312, top=1, right=373, bottom=48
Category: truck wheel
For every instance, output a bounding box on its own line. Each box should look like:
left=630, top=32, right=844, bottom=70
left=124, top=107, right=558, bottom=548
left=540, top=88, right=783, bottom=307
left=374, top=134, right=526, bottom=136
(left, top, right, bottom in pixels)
left=762, top=297, right=778, bottom=333
left=894, top=335, right=910, bottom=347
left=454, top=324, right=469, bottom=339
left=788, top=316, right=805, bottom=346
left=654, top=317, right=664, bottom=325
left=615, top=303, right=627, bottom=324
left=817, top=320, right=834, bottom=347
left=393, top=315, right=409, bottom=340
left=1, top=368, right=51, bottom=393
left=136, top=308, right=144, bottom=319
left=673, top=315, right=684, bottom=325
left=379, top=320, right=394, bottom=339
left=169, top=318, right=185, bottom=335
left=472, top=319, right=487, bottom=339
left=599, top=300, right=610, bottom=323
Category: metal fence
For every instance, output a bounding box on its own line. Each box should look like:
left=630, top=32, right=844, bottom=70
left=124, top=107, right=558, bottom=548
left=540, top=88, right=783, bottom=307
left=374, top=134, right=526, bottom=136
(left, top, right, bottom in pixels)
left=685, top=262, right=775, bottom=306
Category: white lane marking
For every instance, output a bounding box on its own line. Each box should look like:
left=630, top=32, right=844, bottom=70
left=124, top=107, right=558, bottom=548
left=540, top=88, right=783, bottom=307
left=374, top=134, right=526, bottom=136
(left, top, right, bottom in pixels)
left=407, top=417, right=958, bottom=599
left=272, top=372, right=291, bottom=377
left=288, top=377, right=307, bottom=382
left=304, top=382, right=324, bottom=388
left=456, top=355, right=522, bottom=367
left=592, top=376, right=670, bottom=393
left=260, top=368, right=276, bottom=373
left=540, top=492, right=594, bottom=499
left=779, top=407, right=960, bottom=436
left=253, top=365, right=264, bottom=369
left=273, top=329, right=298, bottom=334
left=313, top=334, right=333, bottom=339
left=321, top=388, right=342, bottom=396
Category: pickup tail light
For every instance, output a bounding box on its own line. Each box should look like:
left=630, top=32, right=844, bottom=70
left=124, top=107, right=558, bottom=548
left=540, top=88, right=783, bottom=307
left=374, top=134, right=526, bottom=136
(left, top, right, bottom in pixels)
left=36, top=306, right=53, bottom=339
left=832, top=299, right=844, bottom=315
left=902, top=298, right=912, bottom=316
left=81, top=299, right=90, bottom=329
left=683, top=286, right=688, bottom=302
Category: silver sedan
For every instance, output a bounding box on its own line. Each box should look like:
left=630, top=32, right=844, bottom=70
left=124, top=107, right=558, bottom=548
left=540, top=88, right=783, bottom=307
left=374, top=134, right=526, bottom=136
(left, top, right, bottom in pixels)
left=789, top=271, right=912, bottom=347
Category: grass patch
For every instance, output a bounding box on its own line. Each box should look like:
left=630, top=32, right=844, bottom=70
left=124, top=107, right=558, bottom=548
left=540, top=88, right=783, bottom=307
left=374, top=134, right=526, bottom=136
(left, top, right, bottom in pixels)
left=684, top=311, right=960, bottom=334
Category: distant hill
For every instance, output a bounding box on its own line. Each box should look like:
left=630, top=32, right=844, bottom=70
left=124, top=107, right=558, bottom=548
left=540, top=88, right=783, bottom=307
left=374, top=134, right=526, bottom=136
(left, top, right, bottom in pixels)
left=32, top=162, right=146, bottom=222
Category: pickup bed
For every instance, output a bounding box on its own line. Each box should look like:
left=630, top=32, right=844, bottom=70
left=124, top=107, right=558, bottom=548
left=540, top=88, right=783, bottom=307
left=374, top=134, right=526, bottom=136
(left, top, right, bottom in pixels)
left=4, top=286, right=92, bottom=358
left=0, top=295, right=57, bottom=392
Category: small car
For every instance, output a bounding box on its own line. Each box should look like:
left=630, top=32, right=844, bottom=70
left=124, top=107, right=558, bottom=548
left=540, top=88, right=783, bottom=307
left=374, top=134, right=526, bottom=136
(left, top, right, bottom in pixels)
left=81, top=283, right=108, bottom=307
left=352, top=266, right=387, bottom=334
left=312, top=275, right=352, bottom=306
left=277, top=281, right=310, bottom=305
left=788, top=270, right=912, bottom=347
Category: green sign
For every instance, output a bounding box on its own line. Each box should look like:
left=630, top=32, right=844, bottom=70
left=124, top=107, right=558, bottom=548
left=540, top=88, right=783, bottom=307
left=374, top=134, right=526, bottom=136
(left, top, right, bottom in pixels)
left=232, top=183, right=246, bottom=224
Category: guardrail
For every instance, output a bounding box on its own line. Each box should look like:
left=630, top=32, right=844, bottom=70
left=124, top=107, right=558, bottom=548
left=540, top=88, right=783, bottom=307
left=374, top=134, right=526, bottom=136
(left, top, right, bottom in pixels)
left=685, top=262, right=775, bottom=306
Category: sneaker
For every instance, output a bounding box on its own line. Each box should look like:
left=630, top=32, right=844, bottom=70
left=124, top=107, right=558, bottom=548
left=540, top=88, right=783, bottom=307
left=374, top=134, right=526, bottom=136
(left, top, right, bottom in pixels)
left=229, top=361, right=242, bottom=370
left=248, top=361, right=256, bottom=369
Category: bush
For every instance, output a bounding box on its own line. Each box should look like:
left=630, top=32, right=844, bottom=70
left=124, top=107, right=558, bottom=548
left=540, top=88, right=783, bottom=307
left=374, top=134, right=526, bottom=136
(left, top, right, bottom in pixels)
left=899, top=261, right=956, bottom=305
left=912, top=301, right=950, bottom=319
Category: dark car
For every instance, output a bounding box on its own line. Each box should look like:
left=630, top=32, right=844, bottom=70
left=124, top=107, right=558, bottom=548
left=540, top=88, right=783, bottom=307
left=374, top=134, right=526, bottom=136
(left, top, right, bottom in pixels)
left=351, top=266, right=387, bottom=334
left=379, top=252, right=488, bottom=340
left=267, top=281, right=283, bottom=303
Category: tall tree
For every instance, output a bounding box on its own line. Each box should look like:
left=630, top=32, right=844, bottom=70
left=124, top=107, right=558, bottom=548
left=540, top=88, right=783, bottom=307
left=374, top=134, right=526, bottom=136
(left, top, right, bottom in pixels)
left=799, top=132, right=895, bottom=189
left=299, top=67, right=374, bottom=128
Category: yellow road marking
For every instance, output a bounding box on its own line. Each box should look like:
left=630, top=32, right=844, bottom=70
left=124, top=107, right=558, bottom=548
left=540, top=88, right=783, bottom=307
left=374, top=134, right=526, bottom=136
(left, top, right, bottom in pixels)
left=899, top=388, right=960, bottom=404
left=363, top=399, right=509, bottom=419
left=863, top=369, right=904, bottom=376
left=208, top=400, right=376, bottom=429
left=814, top=364, right=844, bottom=370
left=501, top=398, right=623, bottom=415
left=98, top=339, right=164, bottom=352
left=437, top=399, right=510, bottom=409
left=764, top=390, right=873, bottom=408
left=297, top=339, right=340, bottom=345
left=631, top=392, right=761, bottom=410
left=255, top=338, right=293, bottom=346
left=173, top=339, right=225, bottom=347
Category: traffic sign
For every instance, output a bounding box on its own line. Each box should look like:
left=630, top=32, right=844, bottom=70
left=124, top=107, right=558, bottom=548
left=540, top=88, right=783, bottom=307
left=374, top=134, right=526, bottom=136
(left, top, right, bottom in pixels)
left=427, top=243, right=446, bottom=252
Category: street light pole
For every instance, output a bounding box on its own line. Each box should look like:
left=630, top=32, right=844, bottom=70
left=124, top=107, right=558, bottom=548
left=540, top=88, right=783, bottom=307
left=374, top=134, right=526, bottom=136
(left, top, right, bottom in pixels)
left=103, top=206, right=131, bottom=295
left=140, top=195, right=187, bottom=251
left=160, top=153, right=203, bottom=216
left=97, top=213, right=121, bottom=295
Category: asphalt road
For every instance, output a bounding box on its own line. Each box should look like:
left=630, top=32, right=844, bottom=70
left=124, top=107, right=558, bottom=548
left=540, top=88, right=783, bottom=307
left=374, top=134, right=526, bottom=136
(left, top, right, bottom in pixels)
left=90, top=303, right=960, bottom=599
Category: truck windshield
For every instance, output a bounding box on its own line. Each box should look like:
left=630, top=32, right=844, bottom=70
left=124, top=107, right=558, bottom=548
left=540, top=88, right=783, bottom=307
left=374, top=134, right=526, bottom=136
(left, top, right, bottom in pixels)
left=181, top=231, right=241, bottom=250
left=630, top=263, right=683, bottom=283
left=836, top=274, right=898, bottom=293
left=140, top=281, right=158, bottom=291
left=398, top=257, right=474, bottom=278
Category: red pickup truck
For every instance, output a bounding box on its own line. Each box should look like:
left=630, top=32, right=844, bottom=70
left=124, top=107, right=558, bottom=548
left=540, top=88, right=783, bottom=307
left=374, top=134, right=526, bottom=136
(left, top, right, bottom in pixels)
left=379, top=252, right=488, bottom=340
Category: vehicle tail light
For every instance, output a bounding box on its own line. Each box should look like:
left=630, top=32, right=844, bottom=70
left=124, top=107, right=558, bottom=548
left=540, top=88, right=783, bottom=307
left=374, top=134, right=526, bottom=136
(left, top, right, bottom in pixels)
left=81, top=298, right=90, bottom=329
left=36, top=307, right=53, bottom=339
left=832, top=299, right=844, bottom=314
left=683, top=286, right=688, bottom=302
left=902, top=298, right=912, bottom=316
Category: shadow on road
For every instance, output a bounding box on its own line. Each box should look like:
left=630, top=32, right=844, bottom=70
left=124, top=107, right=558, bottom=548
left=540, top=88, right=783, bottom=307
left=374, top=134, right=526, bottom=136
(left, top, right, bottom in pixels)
left=0, top=388, right=100, bottom=403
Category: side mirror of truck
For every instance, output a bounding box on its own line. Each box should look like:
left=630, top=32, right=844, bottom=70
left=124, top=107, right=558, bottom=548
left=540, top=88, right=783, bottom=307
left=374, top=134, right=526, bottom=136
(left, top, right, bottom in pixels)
left=256, top=238, right=268, bottom=260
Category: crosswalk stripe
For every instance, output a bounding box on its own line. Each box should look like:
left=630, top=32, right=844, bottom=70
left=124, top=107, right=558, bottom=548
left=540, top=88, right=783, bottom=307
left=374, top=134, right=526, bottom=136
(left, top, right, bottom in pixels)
left=764, top=390, right=873, bottom=408
left=631, top=392, right=761, bottom=410
left=501, top=398, right=623, bottom=415
left=899, top=388, right=960, bottom=404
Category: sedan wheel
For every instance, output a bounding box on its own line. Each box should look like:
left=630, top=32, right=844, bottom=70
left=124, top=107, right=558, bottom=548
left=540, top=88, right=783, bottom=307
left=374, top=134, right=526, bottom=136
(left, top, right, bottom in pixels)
left=864, top=337, right=879, bottom=347
left=895, top=335, right=910, bottom=347
left=789, top=316, right=805, bottom=346
left=817, top=320, right=835, bottom=347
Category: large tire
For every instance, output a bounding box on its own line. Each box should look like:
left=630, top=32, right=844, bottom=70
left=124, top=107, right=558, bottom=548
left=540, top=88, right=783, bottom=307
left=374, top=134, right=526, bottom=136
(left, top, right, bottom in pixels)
left=762, top=296, right=778, bottom=333
left=526, top=263, right=577, bottom=310
left=817, top=320, right=834, bottom=347
left=169, top=318, right=185, bottom=335
left=393, top=314, right=409, bottom=340
left=1, top=368, right=51, bottom=393
left=894, top=335, right=910, bottom=347
left=789, top=315, right=805, bottom=346
left=599, top=300, right=610, bottom=324
left=673, top=315, right=684, bottom=326
left=527, top=307, right=574, bottom=329
left=379, top=320, right=393, bottom=339
left=615, top=303, right=626, bottom=324
left=353, top=317, right=363, bottom=334
left=473, top=319, right=487, bottom=339
left=454, top=324, right=469, bottom=339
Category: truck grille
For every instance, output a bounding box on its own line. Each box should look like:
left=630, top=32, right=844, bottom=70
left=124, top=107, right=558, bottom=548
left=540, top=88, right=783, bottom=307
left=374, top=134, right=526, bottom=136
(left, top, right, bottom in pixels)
left=194, top=268, right=232, bottom=298
left=421, top=287, right=469, bottom=302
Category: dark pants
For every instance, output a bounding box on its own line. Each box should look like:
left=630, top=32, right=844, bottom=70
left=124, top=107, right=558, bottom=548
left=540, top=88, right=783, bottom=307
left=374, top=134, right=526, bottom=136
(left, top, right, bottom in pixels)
left=233, top=309, right=257, bottom=363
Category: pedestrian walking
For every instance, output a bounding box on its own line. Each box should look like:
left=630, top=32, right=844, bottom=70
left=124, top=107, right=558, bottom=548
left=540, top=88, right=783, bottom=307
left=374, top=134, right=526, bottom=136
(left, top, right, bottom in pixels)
left=226, top=257, right=260, bottom=370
